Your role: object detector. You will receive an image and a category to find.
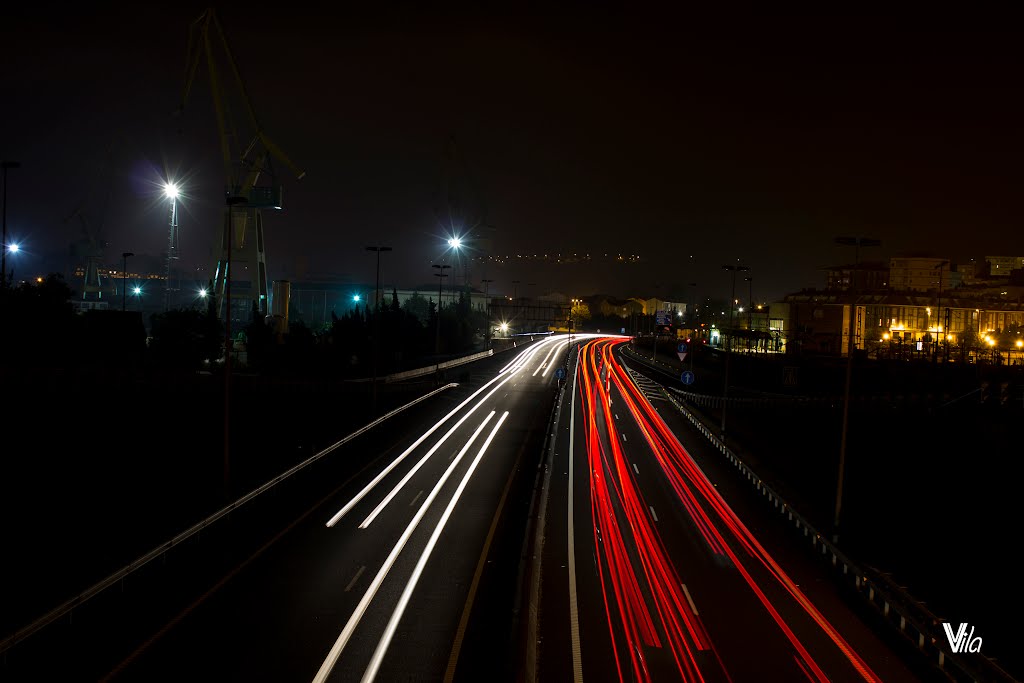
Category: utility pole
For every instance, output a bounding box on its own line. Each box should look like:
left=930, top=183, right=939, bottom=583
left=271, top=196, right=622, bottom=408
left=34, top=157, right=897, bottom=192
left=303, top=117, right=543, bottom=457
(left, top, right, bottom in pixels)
left=367, top=246, right=392, bottom=413
left=2, top=161, right=20, bottom=288
left=833, top=236, right=882, bottom=544
left=121, top=252, right=134, bottom=312
left=433, top=264, right=451, bottom=375
left=224, top=195, right=248, bottom=499
left=933, top=260, right=948, bottom=363
left=720, top=264, right=749, bottom=441
left=481, top=278, right=494, bottom=349
left=512, top=280, right=521, bottom=332
left=745, top=276, right=753, bottom=331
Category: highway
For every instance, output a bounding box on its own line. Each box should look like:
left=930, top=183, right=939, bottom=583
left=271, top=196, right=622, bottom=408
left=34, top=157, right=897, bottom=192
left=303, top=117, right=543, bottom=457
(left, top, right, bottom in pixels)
left=3, top=334, right=937, bottom=682
left=0, top=334, right=593, bottom=682
left=535, top=337, right=929, bottom=682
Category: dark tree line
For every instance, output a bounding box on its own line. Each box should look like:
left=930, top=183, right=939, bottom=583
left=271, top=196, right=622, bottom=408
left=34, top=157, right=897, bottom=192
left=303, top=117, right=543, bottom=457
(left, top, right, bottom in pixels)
left=0, top=278, right=487, bottom=376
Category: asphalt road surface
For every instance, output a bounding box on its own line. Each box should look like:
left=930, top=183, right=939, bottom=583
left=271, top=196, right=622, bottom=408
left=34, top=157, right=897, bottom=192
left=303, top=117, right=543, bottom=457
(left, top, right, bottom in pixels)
left=534, top=337, right=934, bottom=683
left=3, top=335, right=588, bottom=682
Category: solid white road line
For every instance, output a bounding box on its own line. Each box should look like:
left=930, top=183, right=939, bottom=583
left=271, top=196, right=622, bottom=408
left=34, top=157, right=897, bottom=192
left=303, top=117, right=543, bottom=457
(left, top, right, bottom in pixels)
left=360, top=412, right=510, bottom=683
left=567, top=353, right=584, bottom=683
left=312, top=412, right=498, bottom=683
left=344, top=566, right=366, bottom=593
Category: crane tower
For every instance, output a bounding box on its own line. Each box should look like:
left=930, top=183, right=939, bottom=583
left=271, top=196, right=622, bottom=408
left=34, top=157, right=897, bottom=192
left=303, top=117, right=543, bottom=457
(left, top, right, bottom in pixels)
left=180, top=8, right=305, bottom=324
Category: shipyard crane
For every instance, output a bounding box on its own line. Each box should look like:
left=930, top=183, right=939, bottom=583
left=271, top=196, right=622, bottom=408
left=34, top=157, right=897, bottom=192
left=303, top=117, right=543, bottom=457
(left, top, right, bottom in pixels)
left=66, top=144, right=118, bottom=301
left=179, top=7, right=305, bottom=322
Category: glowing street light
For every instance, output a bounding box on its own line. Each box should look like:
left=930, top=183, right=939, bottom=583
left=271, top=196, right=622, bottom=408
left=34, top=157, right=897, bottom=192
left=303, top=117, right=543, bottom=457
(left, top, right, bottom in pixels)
left=199, top=288, right=208, bottom=299
left=353, top=294, right=361, bottom=303
left=447, top=236, right=462, bottom=249
left=163, top=180, right=180, bottom=311
left=133, top=286, right=142, bottom=296
left=2, top=160, right=21, bottom=289
left=6, top=243, right=18, bottom=254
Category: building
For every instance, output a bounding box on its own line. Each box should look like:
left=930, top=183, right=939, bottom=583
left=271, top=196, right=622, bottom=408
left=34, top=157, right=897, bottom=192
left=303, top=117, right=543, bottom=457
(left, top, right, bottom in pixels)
left=824, top=261, right=889, bottom=291
left=779, top=289, right=1024, bottom=358
left=282, top=279, right=489, bottom=331
left=888, top=256, right=952, bottom=293
left=986, top=255, right=1024, bottom=275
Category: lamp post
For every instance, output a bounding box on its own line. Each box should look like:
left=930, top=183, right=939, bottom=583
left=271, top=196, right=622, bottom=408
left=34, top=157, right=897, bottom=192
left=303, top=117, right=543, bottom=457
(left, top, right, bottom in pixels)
left=833, top=235, right=882, bottom=544
left=933, top=260, right=949, bottom=363
left=223, top=194, right=249, bottom=498
left=121, top=252, right=134, bottom=312
left=163, top=182, right=180, bottom=312
left=745, top=276, right=753, bottom=331
left=366, top=246, right=392, bottom=413
left=688, top=282, right=697, bottom=328
left=512, top=280, right=521, bottom=330
left=720, top=264, right=750, bottom=441
left=2, top=161, right=20, bottom=289
left=433, top=264, right=451, bottom=374
left=481, top=278, right=494, bottom=349
left=447, top=236, right=463, bottom=298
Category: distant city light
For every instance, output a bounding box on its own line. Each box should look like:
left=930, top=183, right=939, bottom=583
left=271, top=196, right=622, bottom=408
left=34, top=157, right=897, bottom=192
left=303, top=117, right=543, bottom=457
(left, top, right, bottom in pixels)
left=132, top=286, right=142, bottom=295
left=36, top=277, right=43, bottom=283
left=164, top=182, right=179, bottom=199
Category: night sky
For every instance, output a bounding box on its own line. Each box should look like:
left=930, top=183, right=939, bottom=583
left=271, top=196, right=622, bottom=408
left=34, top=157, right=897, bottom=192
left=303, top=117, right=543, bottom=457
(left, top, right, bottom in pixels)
left=3, top=6, right=1021, bottom=302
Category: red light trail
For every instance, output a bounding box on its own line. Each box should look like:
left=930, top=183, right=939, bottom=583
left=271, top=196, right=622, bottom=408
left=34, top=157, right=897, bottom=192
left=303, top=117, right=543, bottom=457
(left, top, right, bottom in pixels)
left=574, top=338, right=881, bottom=683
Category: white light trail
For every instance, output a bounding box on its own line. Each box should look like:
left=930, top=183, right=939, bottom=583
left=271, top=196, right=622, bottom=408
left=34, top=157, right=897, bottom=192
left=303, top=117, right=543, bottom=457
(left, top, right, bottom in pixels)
left=359, top=399, right=499, bottom=527
left=532, top=341, right=561, bottom=377
left=359, top=412, right=510, bottom=683
left=311, top=412, right=497, bottom=683
left=325, top=337, right=559, bottom=527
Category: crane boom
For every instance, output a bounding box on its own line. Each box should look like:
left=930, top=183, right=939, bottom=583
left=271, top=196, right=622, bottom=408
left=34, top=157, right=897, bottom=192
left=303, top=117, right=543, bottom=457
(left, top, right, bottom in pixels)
left=177, top=7, right=305, bottom=321
left=180, top=8, right=304, bottom=206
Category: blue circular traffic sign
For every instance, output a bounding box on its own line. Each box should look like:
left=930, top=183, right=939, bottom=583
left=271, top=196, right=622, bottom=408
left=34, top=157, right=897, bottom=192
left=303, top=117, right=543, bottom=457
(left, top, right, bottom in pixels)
left=677, top=342, right=688, bottom=353
left=555, top=367, right=567, bottom=380
left=681, top=370, right=695, bottom=385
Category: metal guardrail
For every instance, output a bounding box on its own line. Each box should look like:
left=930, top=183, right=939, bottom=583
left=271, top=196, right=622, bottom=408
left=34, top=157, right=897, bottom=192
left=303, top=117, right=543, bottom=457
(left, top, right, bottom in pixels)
left=0, top=382, right=460, bottom=655
left=623, top=346, right=1018, bottom=682
left=384, top=349, right=493, bottom=383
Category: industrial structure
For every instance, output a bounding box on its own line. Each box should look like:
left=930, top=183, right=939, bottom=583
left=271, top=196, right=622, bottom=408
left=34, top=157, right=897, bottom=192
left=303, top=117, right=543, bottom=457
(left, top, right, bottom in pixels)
left=179, top=8, right=305, bottom=325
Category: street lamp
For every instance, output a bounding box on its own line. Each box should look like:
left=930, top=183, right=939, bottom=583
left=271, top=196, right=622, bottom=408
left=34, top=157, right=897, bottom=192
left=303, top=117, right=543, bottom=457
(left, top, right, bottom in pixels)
left=163, top=181, right=180, bottom=312
left=133, top=285, right=143, bottom=312
left=744, top=276, right=753, bottom=331
left=121, top=252, right=135, bottom=312
left=223, top=194, right=249, bottom=499
left=2, top=160, right=20, bottom=289
left=932, top=260, right=949, bottom=363
left=366, top=246, right=393, bottom=412
left=688, top=282, right=697, bottom=328
left=433, top=264, right=451, bottom=372
left=720, top=263, right=750, bottom=441
left=833, top=235, right=882, bottom=544
left=481, top=278, right=494, bottom=349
